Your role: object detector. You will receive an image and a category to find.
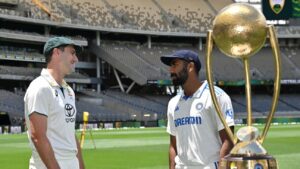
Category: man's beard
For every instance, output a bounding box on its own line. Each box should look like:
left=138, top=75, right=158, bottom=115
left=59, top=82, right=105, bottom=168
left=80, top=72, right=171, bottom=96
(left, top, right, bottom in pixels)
left=171, top=66, right=188, bottom=86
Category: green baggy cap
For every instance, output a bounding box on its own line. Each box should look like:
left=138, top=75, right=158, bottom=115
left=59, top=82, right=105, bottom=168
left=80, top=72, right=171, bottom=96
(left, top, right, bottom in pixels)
left=43, top=37, right=82, bottom=56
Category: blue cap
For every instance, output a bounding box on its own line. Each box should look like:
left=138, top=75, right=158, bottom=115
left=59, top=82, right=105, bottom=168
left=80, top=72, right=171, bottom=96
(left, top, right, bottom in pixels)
left=43, top=37, right=82, bottom=56
left=160, top=50, right=201, bottom=72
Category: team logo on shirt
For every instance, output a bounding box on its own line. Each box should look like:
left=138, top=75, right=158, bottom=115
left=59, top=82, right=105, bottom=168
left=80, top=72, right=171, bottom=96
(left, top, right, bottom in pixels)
left=65, top=103, right=75, bottom=123
left=195, top=103, right=203, bottom=111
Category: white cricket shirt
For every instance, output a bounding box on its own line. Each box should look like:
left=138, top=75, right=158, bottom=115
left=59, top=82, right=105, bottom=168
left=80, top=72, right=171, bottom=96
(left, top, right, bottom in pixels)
left=167, top=80, right=234, bottom=169
left=24, top=69, right=78, bottom=160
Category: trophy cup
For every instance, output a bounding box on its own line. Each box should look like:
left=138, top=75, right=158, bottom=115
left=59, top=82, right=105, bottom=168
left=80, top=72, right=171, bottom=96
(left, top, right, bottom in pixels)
left=205, top=3, right=281, bottom=169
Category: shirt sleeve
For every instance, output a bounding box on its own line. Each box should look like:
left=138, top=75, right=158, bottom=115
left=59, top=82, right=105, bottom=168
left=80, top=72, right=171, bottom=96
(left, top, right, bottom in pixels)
left=215, top=92, right=235, bottom=131
left=25, top=86, right=51, bottom=116
left=166, top=98, right=178, bottom=136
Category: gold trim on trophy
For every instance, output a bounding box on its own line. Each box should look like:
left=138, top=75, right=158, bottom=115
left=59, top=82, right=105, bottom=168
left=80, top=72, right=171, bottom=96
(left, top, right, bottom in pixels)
left=205, top=3, right=281, bottom=169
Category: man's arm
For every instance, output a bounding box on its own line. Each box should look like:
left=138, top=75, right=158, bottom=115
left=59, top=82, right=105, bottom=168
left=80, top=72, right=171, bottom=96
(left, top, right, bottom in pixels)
left=75, top=135, right=85, bottom=169
left=29, top=112, right=60, bottom=169
left=169, top=135, right=177, bottom=169
left=219, top=126, right=234, bottom=158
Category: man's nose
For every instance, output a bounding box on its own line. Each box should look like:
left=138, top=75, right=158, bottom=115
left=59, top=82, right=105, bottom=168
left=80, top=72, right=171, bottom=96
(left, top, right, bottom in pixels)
left=74, top=54, right=79, bottom=63
left=169, top=66, right=175, bottom=73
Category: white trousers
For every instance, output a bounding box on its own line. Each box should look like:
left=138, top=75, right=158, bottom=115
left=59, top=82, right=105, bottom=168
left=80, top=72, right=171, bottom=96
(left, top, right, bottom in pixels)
left=29, top=156, right=79, bottom=169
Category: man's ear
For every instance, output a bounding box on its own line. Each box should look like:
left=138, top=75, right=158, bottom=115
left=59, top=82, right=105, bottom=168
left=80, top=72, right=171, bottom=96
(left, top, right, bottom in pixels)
left=189, top=62, right=195, bottom=72
left=52, top=48, right=60, bottom=56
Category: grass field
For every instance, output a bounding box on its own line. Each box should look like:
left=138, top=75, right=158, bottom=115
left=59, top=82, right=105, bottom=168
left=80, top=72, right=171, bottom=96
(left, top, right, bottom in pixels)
left=0, top=124, right=299, bottom=169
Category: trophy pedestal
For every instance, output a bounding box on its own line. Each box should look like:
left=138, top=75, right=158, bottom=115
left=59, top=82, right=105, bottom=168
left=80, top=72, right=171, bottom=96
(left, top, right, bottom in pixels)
left=219, top=155, right=277, bottom=169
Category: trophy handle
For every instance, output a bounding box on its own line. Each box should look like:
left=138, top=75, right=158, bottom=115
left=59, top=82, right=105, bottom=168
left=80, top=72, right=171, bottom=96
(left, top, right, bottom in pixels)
left=206, top=30, right=236, bottom=144
left=259, top=25, right=281, bottom=144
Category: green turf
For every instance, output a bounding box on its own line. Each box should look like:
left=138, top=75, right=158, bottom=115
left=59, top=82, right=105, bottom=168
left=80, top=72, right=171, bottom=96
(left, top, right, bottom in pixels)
left=0, top=125, right=299, bottom=169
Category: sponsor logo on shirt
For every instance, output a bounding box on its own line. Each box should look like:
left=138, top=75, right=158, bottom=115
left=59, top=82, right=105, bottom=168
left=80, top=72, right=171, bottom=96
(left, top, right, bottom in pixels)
left=175, top=106, right=179, bottom=112
left=174, top=116, right=202, bottom=127
left=65, top=103, right=75, bottom=123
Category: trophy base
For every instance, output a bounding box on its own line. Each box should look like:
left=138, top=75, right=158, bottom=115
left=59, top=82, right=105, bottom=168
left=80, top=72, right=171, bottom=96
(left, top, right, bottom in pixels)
left=219, top=154, right=278, bottom=169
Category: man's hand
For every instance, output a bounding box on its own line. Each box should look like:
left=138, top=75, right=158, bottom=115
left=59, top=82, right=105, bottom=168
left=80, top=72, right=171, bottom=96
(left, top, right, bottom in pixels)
left=219, top=126, right=234, bottom=159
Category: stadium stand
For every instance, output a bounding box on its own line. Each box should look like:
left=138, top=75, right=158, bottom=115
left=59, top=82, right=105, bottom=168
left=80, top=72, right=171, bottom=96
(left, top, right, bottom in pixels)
left=206, top=0, right=233, bottom=13
left=282, top=47, right=300, bottom=72
left=72, top=0, right=121, bottom=27
left=90, top=40, right=165, bottom=85
left=105, top=90, right=166, bottom=114
left=231, top=93, right=300, bottom=118
left=0, top=90, right=24, bottom=124
left=82, top=90, right=166, bottom=121
left=277, top=94, right=300, bottom=117
left=251, top=48, right=299, bottom=80
left=211, top=49, right=244, bottom=81
left=0, top=29, right=87, bottom=46
left=0, top=46, right=45, bottom=62
left=0, top=89, right=131, bottom=125
left=92, top=40, right=300, bottom=83
left=105, top=0, right=167, bottom=31
left=154, top=0, right=218, bottom=32
left=0, top=0, right=223, bottom=33
left=93, top=41, right=209, bottom=84
left=277, top=26, right=300, bottom=37
left=76, top=99, right=130, bottom=122
left=0, top=65, right=89, bottom=80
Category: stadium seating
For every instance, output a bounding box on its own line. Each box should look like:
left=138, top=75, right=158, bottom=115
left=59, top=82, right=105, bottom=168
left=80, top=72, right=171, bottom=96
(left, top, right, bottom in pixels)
left=72, top=0, right=121, bottom=27
left=206, top=0, right=233, bottom=12
left=0, top=45, right=44, bottom=62
left=0, top=90, right=24, bottom=125
left=250, top=47, right=299, bottom=80
left=231, top=93, right=299, bottom=118
left=106, top=0, right=168, bottom=31
left=76, top=99, right=130, bottom=122
left=93, top=41, right=300, bottom=82
left=211, top=49, right=244, bottom=81
left=0, top=89, right=132, bottom=124
left=97, top=42, right=208, bottom=83
left=82, top=90, right=167, bottom=121
left=282, top=47, right=300, bottom=77
left=154, top=0, right=217, bottom=32
left=0, top=65, right=89, bottom=80
left=126, top=43, right=177, bottom=79
left=0, top=0, right=230, bottom=33
left=91, top=41, right=166, bottom=85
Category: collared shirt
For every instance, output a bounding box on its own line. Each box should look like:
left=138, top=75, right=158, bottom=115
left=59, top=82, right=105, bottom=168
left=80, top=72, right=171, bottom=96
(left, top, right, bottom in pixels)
left=167, top=80, right=234, bottom=169
left=24, top=68, right=77, bottom=160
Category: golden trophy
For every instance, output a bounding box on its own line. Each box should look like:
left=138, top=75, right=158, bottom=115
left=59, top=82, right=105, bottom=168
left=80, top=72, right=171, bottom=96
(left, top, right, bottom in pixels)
left=205, top=3, right=281, bottom=169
